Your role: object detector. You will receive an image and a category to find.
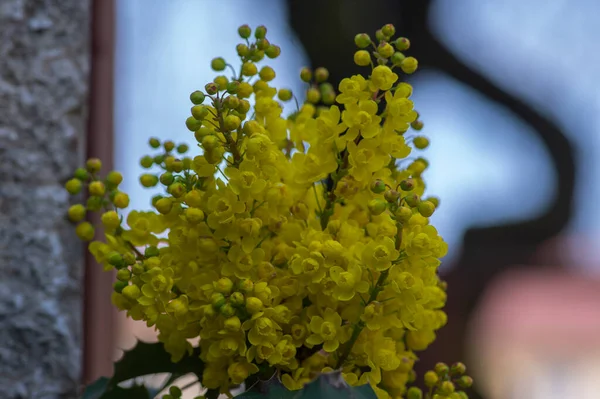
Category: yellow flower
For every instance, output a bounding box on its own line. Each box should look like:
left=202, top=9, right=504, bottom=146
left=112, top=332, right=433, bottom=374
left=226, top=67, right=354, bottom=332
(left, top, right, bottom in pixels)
left=226, top=160, right=267, bottom=202
left=341, top=100, right=382, bottom=140
left=369, top=65, right=398, bottom=91
left=347, top=138, right=389, bottom=182
left=361, top=236, right=400, bottom=271
left=306, top=307, right=345, bottom=352
left=329, top=263, right=369, bottom=301
left=336, top=75, right=370, bottom=104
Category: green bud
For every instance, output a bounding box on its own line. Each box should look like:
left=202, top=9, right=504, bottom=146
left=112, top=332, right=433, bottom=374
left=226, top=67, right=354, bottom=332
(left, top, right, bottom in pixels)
left=65, top=178, right=83, bottom=195
left=204, top=82, right=218, bottom=95
left=370, top=180, right=387, bottom=194
left=401, top=56, right=419, bottom=74
left=214, top=277, right=233, bottom=294
left=116, top=268, right=131, bottom=282
left=131, top=263, right=145, bottom=275
left=407, top=387, right=423, bottom=399
left=424, top=371, right=438, bottom=387
left=210, top=57, right=226, bottom=71
left=314, top=67, right=329, bottom=82
left=226, top=81, right=240, bottom=94
left=394, top=206, right=412, bottom=223
left=425, top=196, right=440, bottom=208
left=122, top=285, right=141, bottom=300
left=123, top=252, right=136, bottom=265
left=185, top=116, right=202, bottom=132
left=417, top=201, right=435, bottom=217
left=176, top=144, right=189, bottom=154
left=414, top=136, right=429, bottom=149
left=354, top=33, right=371, bottom=48
left=394, top=37, right=410, bottom=51
left=236, top=43, right=249, bottom=57
left=86, top=196, right=104, bottom=211
left=384, top=189, right=400, bottom=203
left=238, top=24, right=251, bottom=39
left=224, top=115, right=241, bottom=131
left=249, top=50, right=264, bottom=62
left=440, top=381, right=455, bottom=394
left=256, top=38, right=270, bottom=51
left=153, top=154, right=164, bottom=164
left=106, top=171, right=123, bottom=187
left=300, top=67, right=312, bottom=83
left=220, top=303, right=236, bottom=318
left=113, top=280, right=127, bottom=293
left=306, top=87, right=321, bottom=104
left=191, top=105, right=208, bottom=121
left=86, top=158, right=102, bottom=173
left=140, top=155, right=153, bottom=168
left=381, top=23, right=396, bottom=37
left=434, top=362, right=450, bottom=376
left=377, top=42, right=394, bottom=58
left=74, top=167, right=89, bottom=181
left=451, top=362, right=467, bottom=375
left=391, top=52, right=406, bottom=66
left=89, top=181, right=105, bottom=198
left=368, top=199, right=387, bottom=216
left=375, top=29, right=385, bottom=41
left=278, top=88, right=293, bottom=102
left=457, top=376, right=473, bottom=388
left=139, top=174, right=158, bottom=188
left=190, top=91, right=205, bottom=105
left=411, top=120, right=424, bottom=131
left=238, top=279, right=254, bottom=293
left=223, top=96, right=240, bottom=109
left=400, top=179, right=415, bottom=191
left=169, top=182, right=185, bottom=198
left=144, top=246, right=160, bottom=258
left=67, top=204, right=86, bottom=222
left=108, top=252, right=124, bottom=268
left=404, top=193, right=420, bottom=207
left=265, top=45, right=281, bottom=58
left=230, top=292, right=245, bottom=307
left=254, top=25, right=267, bottom=39
left=169, top=386, right=182, bottom=398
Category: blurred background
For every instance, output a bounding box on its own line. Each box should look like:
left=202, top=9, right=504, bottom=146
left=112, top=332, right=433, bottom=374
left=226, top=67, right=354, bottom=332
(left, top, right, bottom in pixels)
left=111, top=0, right=600, bottom=397
left=2, top=0, right=598, bottom=398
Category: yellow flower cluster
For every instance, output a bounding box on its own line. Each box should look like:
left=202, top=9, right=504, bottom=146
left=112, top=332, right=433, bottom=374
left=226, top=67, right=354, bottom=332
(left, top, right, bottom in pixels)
left=66, top=23, right=469, bottom=399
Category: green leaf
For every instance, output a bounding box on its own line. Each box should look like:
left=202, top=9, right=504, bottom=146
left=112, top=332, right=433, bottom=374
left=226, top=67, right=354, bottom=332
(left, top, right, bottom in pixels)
left=83, top=341, right=204, bottom=399
left=110, top=341, right=203, bottom=387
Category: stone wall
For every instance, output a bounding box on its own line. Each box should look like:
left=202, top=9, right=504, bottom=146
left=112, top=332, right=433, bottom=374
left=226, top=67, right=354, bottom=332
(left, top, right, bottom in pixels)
left=0, top=0, right=89, bottom=397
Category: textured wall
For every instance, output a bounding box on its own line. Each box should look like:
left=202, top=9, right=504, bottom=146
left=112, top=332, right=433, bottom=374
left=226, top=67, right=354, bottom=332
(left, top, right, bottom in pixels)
left=0, top=0, right=89, bottom=397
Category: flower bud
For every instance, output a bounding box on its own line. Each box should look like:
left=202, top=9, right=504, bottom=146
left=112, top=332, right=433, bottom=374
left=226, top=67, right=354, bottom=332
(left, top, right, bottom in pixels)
left=236, top=43, right=249, bottom=57
left=435, top=362, right=450, bottom=376
left=113, top=192, right=130, bottom=208
left=74, top=167, right=89, bottom=181
left=377, top=42, right=394, bottom=58
left=238, top=279, right=254, bottom=293
left=265, top=45, right=281, bottom=58
left=204, top=82, right=218, bottom=95
left=86, top=158, right=102, bottom=173
left=144, top=246, right=159, bottom=258
left=214, top=75, right=228, bottom=91
left=106, top=171, right=123, bottom=187
left=155, top=197, right=173, bottom=214
left=354, top=33, right=371, bottom=48
left=249, top=49, right=265, bottom=62
left=407, top=387, right=423, bottom=399
left=238, top=24, right=251, bottom=38
left=256, top=38, right=270, bottom=51
left=381, top=23, right=396, bottom=37
left=241, top=62, right=258, bottom=77
left=400, top=179, right=415, bottom=191
left=101, top=210, right=120, bottom=230
left=457, top=376, right=473, bottom=388
left=391, top=52, right=406, bottom=66
left=185, top=116, right=202, bottom=132
left=230, top=292, right=245, bottom=307
left=116, top=269, right=131, bottom=282
left=424, top=370, right=438, bottom=387
left=375, top=29, right=385, bottom=41
left=202, top=135, right=219, bottom=151
left=414, top=136, right=429, bottom=149
left=211, top=293, right=226, bottom=309
left=417, top=201, right=435, bottom=217
left=254, top=25, right=267, bottom=39
left=384, top=189, right=400, bottom=202
left=306, top=88, right=320, bottom=104
left=451, top=362, right=467, bottom=375
left=354, top=50, right=371, bottom=66
left=139, top=174, right=158, bottom=188
left=425, top=196, right=439, bottom=208
left=370, top=180, right=387, bottom=194
left=278, top=88, right=293, bottom=102
left=190, top=90, right=205, bottom=105
left=220, top=303, right=236, bottom=318
left=394, top=37, right=410, bottom=51
left=159, top=172, right=174, bottom=186
left=169, top=386, right=182, bottom=398
left=440, top=381, right=455, bottom=394
left=314, top=67, right=329, bottom=82
left=122, top=284, right=141, bottom=300
left=259, top=66, right=275, bottom=82
left=185, top=208, right=204, bottom=223
left=191, top=105, right=209, bottom=120
left=65, top=178, right=82, bottom=195
left=368, top=199, right=387, bottom=216
left=86, top=196, right=103, bottom=211
left=113, top=281, right=127, bottom=293
left=411, top=120, right=424, bottom=131
left=245, top=297, right=263, bottom=314
left=210, top=57, right=226, bottom=71
left=67, top=204, right=86, bottom=222
left=401, top=56, right=418, bottom=74
left=176, top=144, right=188, bottom=154
left=224, top=316, right=241, bottom=331
left=224, top=115, right=241, bottom=131
left=395, top=206, right=412, bottom=223
left=404, top=193, right=420, bottom=207
left=169, top=182, right=185, bottom=198
left=300, top=67, right=312, bottom=83
left=215, top=277, right=233, bottom=294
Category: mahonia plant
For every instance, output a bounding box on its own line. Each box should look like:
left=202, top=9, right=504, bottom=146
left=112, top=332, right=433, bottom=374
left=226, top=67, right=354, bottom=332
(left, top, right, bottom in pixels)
left=67, top=23, right=473, bottom=399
